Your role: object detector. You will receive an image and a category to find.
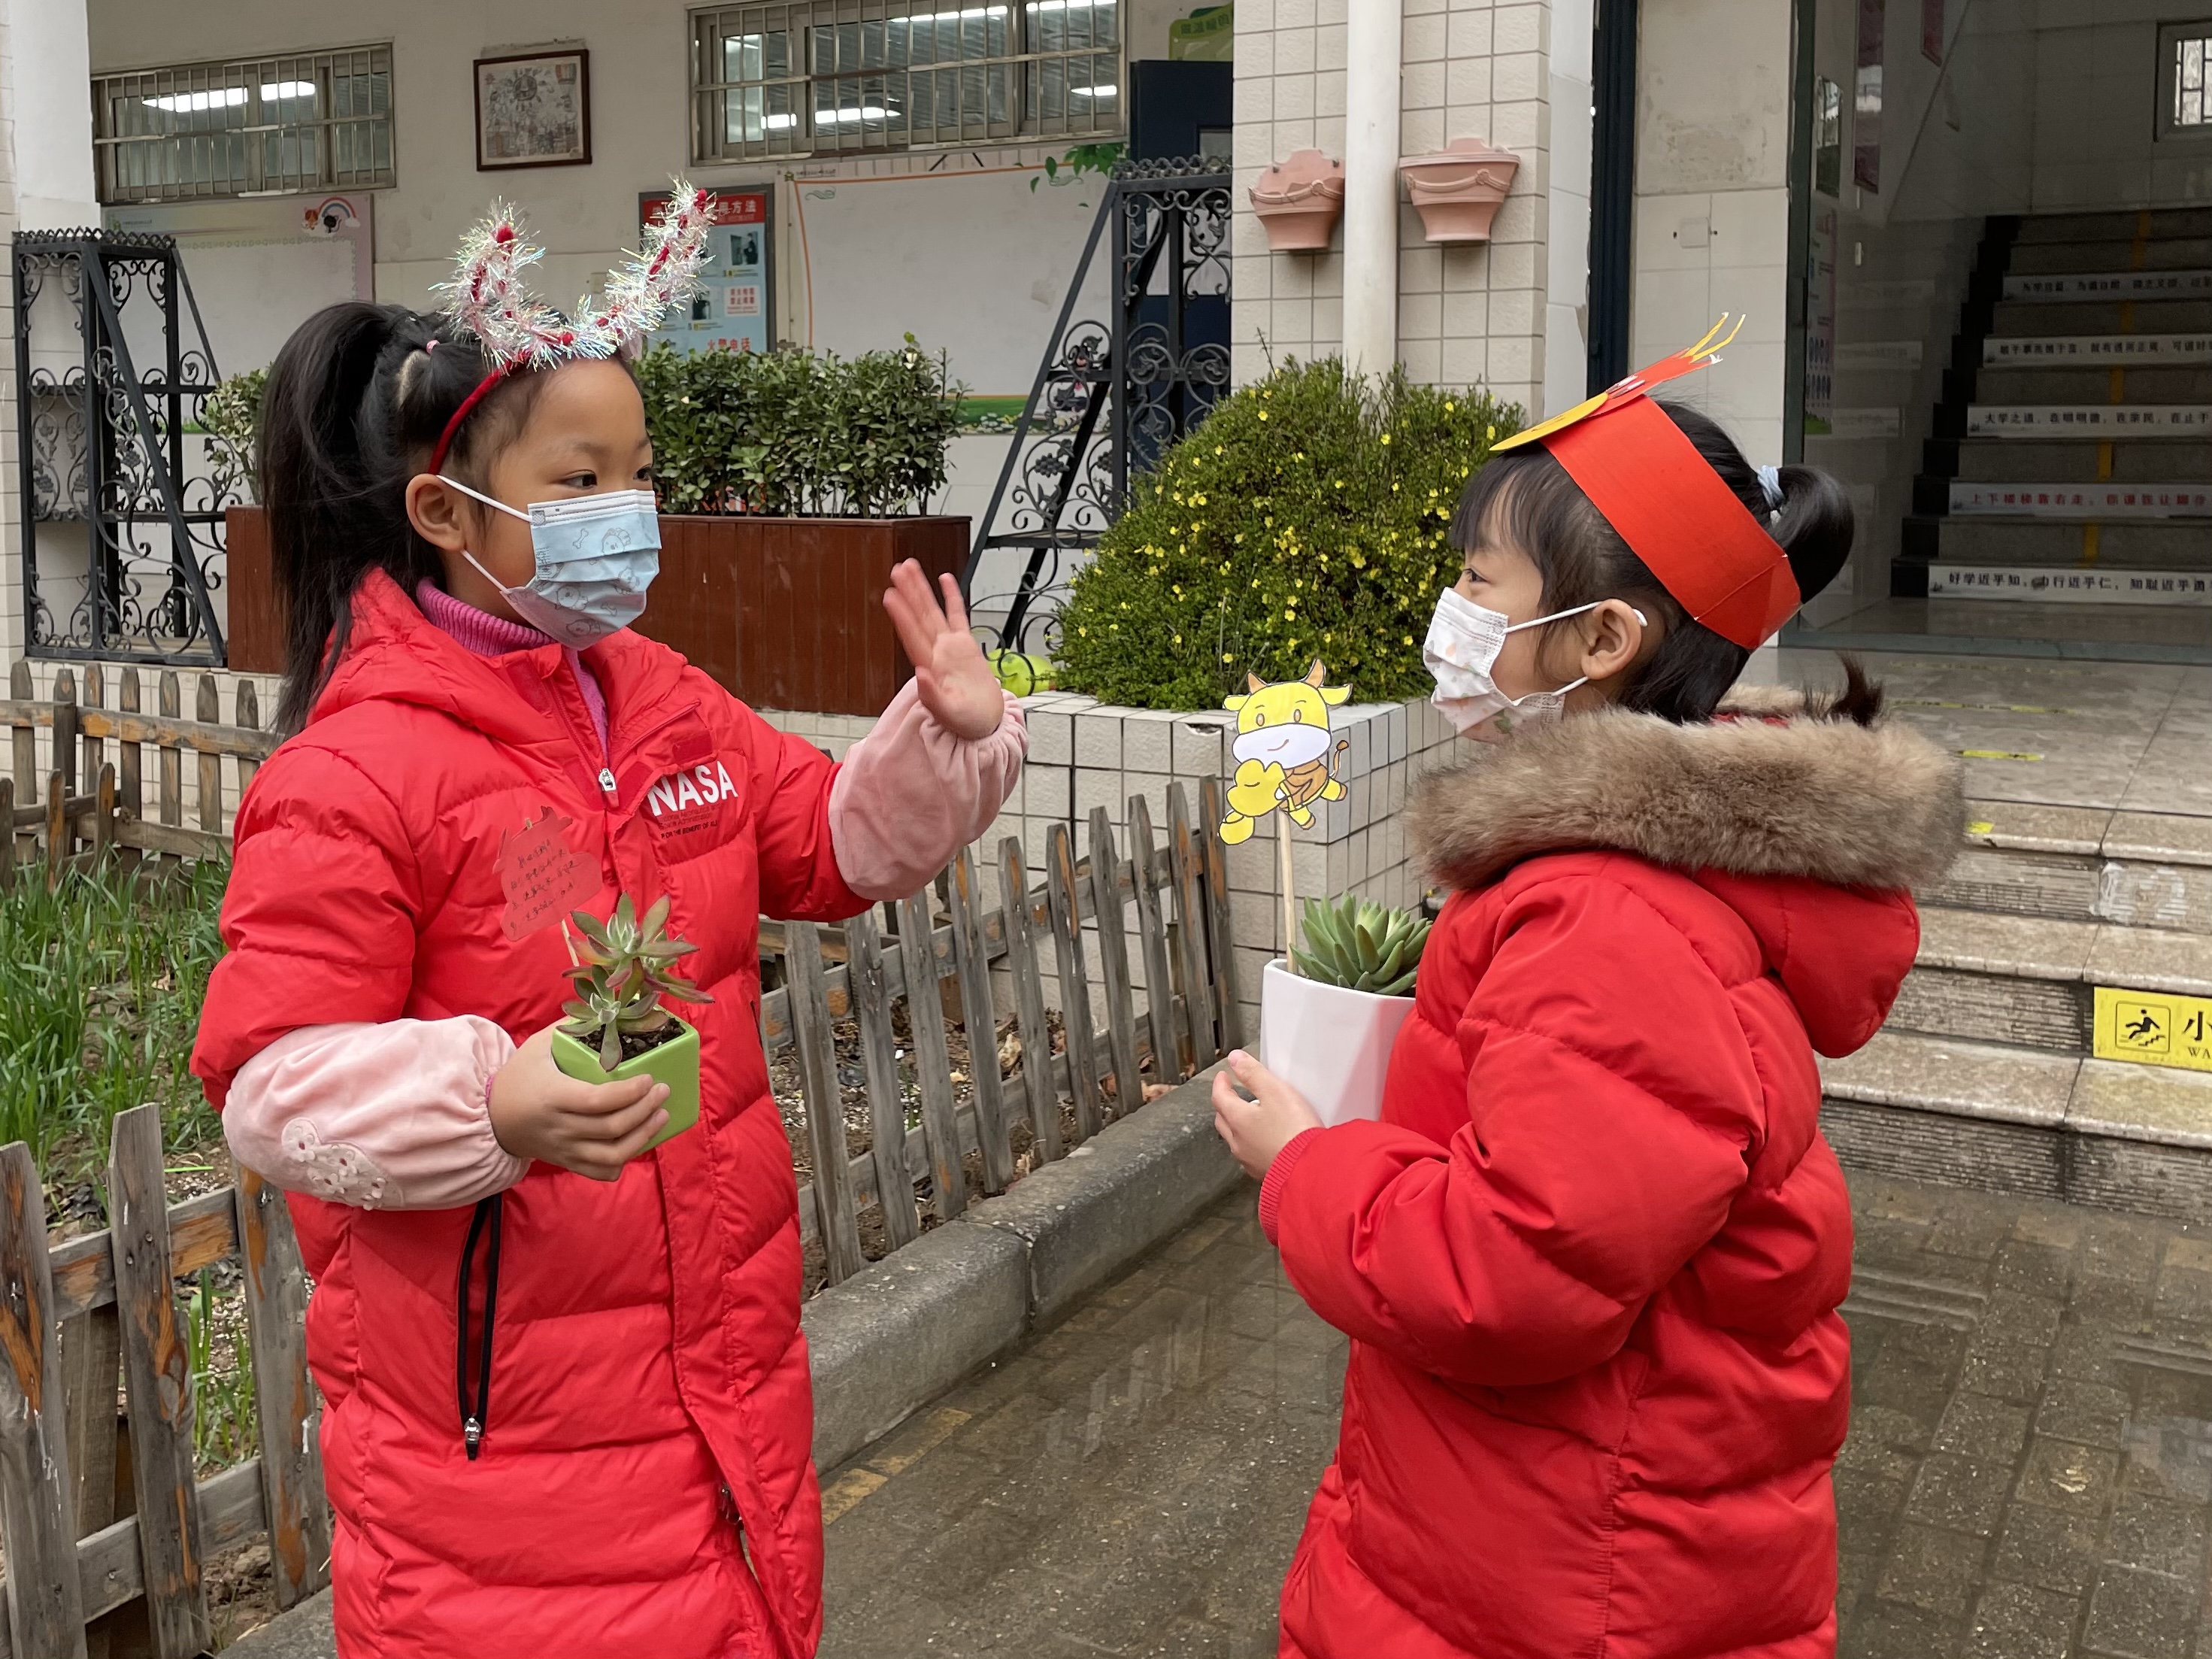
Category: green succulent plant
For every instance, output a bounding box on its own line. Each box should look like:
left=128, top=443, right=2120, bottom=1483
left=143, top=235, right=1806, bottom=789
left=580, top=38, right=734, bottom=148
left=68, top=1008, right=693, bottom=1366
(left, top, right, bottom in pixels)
left=561, top=894, right=714, bottom=1070
left=1292, top=895, right=1429, bottom=996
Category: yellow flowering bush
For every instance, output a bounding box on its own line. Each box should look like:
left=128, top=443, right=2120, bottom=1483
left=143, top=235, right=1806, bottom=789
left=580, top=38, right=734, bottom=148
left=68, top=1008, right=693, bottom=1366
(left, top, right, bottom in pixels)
left=1055, top=358, right=1521, bottom=711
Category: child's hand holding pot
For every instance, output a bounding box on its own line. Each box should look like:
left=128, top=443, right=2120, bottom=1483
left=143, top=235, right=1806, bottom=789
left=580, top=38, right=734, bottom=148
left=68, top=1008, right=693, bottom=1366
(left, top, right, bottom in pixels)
left=490, top=1026, right=671, bottom=1180
left=1212, top=1050, right=1323, bottom=1181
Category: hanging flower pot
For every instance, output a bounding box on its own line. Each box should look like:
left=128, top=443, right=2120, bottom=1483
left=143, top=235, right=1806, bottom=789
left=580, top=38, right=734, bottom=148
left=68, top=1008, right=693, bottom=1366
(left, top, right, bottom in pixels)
left=1398, top=138, right=1522, bottom=244
left=1249, top=150, right=1347, bottom=253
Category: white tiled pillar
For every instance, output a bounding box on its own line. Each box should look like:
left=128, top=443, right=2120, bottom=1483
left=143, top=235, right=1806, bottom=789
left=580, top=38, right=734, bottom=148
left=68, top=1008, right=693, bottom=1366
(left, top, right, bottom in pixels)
left=1630, top=0, right=1795, bottom=463
left=1234, top=0, right=1565, bottom=422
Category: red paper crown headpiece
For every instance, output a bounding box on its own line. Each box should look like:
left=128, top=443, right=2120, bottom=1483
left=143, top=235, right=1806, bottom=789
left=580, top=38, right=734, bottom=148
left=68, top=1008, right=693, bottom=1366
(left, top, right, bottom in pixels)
left=1492, top=317, right=1798, bottom=649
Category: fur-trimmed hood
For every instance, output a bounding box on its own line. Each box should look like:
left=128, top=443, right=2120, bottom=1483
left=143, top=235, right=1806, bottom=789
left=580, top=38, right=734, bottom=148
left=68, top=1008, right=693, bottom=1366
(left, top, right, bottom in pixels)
left=1407, top=689, right=1964, bottom=894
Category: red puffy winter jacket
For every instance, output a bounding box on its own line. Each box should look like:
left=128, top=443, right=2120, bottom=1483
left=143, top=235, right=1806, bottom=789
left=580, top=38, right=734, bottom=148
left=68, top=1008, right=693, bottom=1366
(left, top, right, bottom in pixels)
left=1259, top=700, right=1962, bottom=1659
left=192, top=571, right=868, bottom=1659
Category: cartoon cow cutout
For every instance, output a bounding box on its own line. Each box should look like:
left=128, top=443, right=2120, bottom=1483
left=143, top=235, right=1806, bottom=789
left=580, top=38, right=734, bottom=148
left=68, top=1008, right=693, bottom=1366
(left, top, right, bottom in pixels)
left=1219, top=660, right=1351, bottom=846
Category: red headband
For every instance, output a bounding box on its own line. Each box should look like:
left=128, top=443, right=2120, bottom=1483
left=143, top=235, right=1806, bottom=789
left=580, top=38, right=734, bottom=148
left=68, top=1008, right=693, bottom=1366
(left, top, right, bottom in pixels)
left=1493, top=318, right=1799, bottom=650
left=427, top=365, right=513, bottom=477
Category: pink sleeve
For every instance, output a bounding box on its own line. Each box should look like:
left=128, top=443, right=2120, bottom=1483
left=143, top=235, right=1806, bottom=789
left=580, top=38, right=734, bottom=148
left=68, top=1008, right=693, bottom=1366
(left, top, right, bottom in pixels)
left=223, top=1018, right=528, bottom=1211
left=828, top=679, right=1028, bottom=901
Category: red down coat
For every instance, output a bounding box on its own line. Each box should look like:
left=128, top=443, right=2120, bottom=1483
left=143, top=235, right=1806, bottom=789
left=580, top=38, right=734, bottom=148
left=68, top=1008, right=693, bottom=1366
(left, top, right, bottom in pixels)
left=1259, top=699, right=1962, bottom=1659
left=192, top=571, right=868, bottom=1659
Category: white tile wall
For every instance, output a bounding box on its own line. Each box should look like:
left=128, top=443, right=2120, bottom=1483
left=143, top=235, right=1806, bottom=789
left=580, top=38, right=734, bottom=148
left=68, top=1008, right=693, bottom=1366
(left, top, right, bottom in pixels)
left=1233, top=0, right=1563, bottom=420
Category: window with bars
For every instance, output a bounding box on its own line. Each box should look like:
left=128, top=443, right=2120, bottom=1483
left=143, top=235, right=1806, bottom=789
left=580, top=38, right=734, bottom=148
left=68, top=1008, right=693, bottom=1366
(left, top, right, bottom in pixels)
left=92, top=45, right=395, bottom=204
left=691, top=2, right=1120, bottom=162
left=2161, top=22, right=2212, bottom=136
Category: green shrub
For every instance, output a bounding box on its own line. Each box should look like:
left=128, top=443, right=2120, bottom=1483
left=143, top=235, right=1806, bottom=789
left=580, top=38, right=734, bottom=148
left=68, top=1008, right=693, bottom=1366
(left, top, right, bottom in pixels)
left=200, top=368, right=267, bottom=501
left=1053, top=358, right=1523, bottom=711
left=637, top=336, right=964, bottom=517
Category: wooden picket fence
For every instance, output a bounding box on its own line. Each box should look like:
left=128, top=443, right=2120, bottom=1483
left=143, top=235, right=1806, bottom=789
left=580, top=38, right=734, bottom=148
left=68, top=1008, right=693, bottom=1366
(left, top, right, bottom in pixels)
left=763, top=778, right=1245, bottom=1284
left=2, top=662, right=277, bottom=881
left=0, top=669, right=1244, bottom=1650
left=0, top=1109, right=326, bottom=1659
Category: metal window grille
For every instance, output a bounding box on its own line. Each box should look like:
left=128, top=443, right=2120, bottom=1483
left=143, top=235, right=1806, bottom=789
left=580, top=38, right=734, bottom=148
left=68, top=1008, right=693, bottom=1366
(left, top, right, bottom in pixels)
left=2177, top=32, right=2210, bottom=129
left=691, top=2, right=1120, bottom=162
left=93, top=45, right=395, bottom=204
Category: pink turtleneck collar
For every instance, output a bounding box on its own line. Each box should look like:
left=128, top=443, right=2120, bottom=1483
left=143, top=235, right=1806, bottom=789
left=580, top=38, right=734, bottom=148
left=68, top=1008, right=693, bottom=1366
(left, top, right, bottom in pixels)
left=414, top=581, right=610, bottom=758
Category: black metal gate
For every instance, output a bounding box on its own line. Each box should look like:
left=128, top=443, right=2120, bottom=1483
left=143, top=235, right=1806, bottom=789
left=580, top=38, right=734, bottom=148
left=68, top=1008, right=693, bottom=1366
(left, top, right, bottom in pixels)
left=12, top=230, right=234, bottom=665
left=966, top=156, right=1232, bottom=657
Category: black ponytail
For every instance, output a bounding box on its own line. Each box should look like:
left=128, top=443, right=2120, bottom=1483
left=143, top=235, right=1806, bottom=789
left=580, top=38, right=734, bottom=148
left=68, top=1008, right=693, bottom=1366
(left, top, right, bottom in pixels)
left=1449, top=401, right=1877, bottom=726
left=258, top=303, right=550, bottom=732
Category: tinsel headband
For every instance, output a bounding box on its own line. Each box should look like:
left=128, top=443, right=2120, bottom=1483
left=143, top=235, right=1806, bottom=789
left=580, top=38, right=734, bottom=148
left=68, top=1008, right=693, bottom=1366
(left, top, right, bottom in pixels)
left=425, top=178, right=715, bottom=475
left=1492, top=317, right=1801, bottom=650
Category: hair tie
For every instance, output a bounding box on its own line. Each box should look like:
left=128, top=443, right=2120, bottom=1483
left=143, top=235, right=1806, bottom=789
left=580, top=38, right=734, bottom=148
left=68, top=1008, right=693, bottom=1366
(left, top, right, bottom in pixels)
left=424, top=338, right=438, bottom=353
left=1756, top=465, right=1784, bottom=514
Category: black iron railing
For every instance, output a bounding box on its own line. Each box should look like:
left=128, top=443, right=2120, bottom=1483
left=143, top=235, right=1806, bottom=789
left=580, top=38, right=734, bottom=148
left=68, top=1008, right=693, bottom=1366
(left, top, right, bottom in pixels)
left=966, top=157, right=1232, bottom=657
left=12, top=230, right=236, bottom=665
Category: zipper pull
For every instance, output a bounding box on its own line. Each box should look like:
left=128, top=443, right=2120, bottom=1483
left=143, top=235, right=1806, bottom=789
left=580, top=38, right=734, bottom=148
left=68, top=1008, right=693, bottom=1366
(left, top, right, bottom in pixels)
left=598, top=767, right=619, bottom=801
left=464, top=1417, right=483, bottom=1460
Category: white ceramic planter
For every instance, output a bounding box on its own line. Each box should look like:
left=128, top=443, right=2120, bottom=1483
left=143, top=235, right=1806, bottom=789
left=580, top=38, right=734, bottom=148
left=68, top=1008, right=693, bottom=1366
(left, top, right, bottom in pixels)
left=1259, top=959, right=1417, bottom=1127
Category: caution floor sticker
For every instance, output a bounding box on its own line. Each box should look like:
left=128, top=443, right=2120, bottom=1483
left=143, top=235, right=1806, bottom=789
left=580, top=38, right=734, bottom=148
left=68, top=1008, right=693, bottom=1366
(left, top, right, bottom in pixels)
left=2093, top=987, right=2212, bottom=1074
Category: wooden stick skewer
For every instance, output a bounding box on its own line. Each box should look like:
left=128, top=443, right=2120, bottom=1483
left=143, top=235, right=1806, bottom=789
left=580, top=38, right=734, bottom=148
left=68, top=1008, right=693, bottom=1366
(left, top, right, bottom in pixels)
left=1278, top=805, right=1298, bottom=975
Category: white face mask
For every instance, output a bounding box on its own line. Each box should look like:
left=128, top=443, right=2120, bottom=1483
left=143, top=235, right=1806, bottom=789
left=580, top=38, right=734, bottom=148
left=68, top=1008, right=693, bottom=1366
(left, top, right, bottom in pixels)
left=1422, top=587, right=1643, bottom=739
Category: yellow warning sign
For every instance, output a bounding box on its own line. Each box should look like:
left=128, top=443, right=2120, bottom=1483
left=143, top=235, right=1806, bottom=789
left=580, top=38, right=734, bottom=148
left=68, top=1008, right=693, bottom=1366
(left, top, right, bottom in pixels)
left=2093, top=987, right=2212, bottom=1074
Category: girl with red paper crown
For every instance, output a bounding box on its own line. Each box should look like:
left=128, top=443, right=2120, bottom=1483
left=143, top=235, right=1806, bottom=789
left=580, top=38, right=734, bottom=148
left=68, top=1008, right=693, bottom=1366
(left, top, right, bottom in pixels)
left=1214, top=320, right=1963, bottom=1659
left=191, top=185, right=1025, bottom=1657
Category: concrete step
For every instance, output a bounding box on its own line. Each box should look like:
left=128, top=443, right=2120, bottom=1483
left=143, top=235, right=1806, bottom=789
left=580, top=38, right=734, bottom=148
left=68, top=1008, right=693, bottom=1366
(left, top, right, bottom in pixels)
left=1975, top=364, right=2212, bottom=402
left=2003, top=269, right=2212, bottom=303
left=1889, top=908, right=2212, bottom=1057
left=1820, top=1029, right=2212, bottom=1222
left=1925, top=800, right=2212, bottom=933
left=2008, top=239, right=2212, bottom=274
left=2014, top=209, right=2212, bottom=244
left=1947, top=480, right=2210, bottom=518
left=1990, top=299, right=2212, bottom=335
left=1963, top=404, right=2210, bottom=440
left=1952, top=438, right=2212, bottom=484
left=1921, top=517, right=2212, bottom=565
left=1984, top=335, right=2212, bottom=369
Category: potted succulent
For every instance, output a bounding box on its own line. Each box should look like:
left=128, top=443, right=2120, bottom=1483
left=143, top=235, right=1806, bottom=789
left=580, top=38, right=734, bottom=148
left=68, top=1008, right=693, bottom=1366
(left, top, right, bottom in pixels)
left=553, top=894, right=714, bottom=1149
left=1260, top=895, right=1430, bottom=1126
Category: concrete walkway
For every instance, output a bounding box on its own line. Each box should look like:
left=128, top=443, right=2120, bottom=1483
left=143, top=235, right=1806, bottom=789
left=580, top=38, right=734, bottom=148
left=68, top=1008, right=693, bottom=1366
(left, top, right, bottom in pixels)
left=222, top=1168, right=2212, bottom=1658
left=820, top=1175, right=2212, bottom=1659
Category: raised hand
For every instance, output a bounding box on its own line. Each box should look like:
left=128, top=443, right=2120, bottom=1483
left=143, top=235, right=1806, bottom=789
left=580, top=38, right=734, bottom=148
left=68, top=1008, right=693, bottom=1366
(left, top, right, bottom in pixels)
left=881, top=561, right=1005, bottom=742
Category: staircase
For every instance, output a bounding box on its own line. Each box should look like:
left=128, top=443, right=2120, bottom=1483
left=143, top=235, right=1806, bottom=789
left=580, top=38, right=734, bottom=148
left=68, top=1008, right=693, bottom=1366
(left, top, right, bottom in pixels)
left=1823, top=799, right=2212, bottom=1220
left=1897, top=208, right=2212, bottom=608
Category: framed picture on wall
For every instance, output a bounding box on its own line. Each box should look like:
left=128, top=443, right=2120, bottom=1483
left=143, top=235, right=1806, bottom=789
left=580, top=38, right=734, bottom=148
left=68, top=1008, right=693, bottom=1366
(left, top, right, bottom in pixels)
left=475, top=49, right=591, bottom=171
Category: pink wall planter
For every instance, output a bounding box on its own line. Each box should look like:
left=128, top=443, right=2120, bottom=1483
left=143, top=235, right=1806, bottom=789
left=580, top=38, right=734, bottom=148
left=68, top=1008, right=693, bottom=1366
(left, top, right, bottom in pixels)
left=1249, top=150, right=1347, bottom=252
left=1398, top=138, right=1522, bottom=244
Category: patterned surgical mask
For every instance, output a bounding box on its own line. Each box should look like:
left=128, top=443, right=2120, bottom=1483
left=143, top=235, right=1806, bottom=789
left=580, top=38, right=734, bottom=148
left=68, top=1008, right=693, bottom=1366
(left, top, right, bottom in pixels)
left=440, top=477, right=661, bottom=648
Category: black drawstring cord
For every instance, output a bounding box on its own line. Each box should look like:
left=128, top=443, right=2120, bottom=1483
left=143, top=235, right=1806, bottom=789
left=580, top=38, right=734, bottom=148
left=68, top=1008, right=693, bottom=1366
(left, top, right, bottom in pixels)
left=456, top=1193, right=504, bottom=1460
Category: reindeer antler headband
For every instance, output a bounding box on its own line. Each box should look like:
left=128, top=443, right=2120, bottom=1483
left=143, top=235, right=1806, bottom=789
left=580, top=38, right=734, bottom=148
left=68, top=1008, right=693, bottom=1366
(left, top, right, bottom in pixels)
left=1491, top=317, right=1800, bottom=649
left=425, top=179, right=715, bottom=475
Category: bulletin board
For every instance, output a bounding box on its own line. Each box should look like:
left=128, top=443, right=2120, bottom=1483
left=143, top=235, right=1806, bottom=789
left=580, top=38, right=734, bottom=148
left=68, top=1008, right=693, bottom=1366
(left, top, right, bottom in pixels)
left=639, top=186, right=774, bottom=355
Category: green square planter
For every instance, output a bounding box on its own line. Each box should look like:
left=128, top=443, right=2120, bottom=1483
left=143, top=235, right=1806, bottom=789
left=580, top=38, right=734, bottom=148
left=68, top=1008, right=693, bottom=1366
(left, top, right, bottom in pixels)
left=550, top=1018, right=701, bottom=1150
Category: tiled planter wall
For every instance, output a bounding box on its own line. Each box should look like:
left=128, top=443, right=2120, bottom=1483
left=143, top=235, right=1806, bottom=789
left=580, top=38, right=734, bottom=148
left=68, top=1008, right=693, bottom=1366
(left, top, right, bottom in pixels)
left=762, top=691, right=1466, bottom=1036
